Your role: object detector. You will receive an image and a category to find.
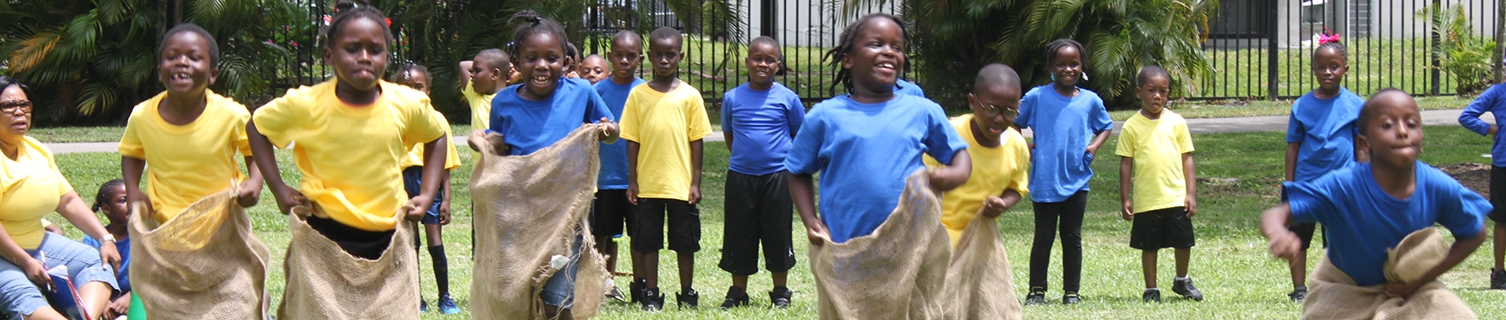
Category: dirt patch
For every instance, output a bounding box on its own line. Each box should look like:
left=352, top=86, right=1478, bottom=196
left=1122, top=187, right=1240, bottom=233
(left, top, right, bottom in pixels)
left=1440, top=162, right=1490, bottom=198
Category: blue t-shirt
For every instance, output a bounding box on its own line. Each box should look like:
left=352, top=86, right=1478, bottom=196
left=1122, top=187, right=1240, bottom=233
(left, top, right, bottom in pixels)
left=1015, top=85, right=1113, bottom=202
left=721, top=82, right=806, bottom=175
left=1459, top=84, right=1506, bottom=167
left=896, top=79, right=926, bottom=97
left=489, top=78, right=615, bottom=156
left=784, top=94, right=967, bottom=243
left=1286, top=88, right=1364, bottom=181
left=1287, top=162, right=1489, bottom=286
left=595, top=77, right=646, bottom=189
left=82, top=235, right=130, bottom=294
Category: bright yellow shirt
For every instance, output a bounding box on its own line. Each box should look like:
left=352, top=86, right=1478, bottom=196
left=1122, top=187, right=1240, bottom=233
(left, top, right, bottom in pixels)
left=399, top=110, right=461, bottom=170
left=1114, top=111, right=1194, bottom=214
left=925, top=114, right=1030, bottom=247
left=119, top=91, right=252, bottom=222
left=0, top=137, right=73, bottom=249
left=462, top=82, right=495, bottom=130
left=619, top=83, right=713, bottom=201
left=253, top=80, right=447, bottom=231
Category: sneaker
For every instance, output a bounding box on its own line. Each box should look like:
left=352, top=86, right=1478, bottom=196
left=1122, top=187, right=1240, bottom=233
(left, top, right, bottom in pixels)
left=606, top=286, right=627, bottom=302
left=769, top=286, right=793, bottom=310
left=419, top=299, right=428, bottom=313
left=630, top=278, right=646, bottom=303
left=1492, top=269, right=1506, bottom=290
left=1172, top=277, right=1205, bottom=301
left=1022, top=288, right=1046, bottom=306
left=720, top=286, right=750, bottom=309
left=676, top=289, right=699, bottom=309
left=1289, top=286, right=1308, bottom=303
left=438, top=293, right=461, bottom=315
left=1062, top=292, right=1082, bottom=305
left=641, top=287, right=664, bottom=311
left=1142, top=289, right=1161, bottom=303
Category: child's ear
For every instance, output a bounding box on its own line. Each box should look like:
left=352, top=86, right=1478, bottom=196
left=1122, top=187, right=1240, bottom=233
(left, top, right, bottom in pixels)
left=1355, top=135, right=1371, bottom=162
left=208, top=67, right=220, bottom=86
left=840, top=52, right=852, bottom=69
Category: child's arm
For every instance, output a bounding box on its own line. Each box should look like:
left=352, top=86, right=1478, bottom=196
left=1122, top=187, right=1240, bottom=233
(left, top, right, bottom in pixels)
left=247, top=120, right=306, bottom=214
left=1183, top=153, right=1197, bottom=217
left=788, top=172, right=826, bottom=245
left=1259, top=203, right=1301, bottom=261
left=626, top=141, right=640, bottom=205
left=439, top=169, right=452, bottom=225
left=981, top=189, right=1022, bottom=219
left=121, top=156, right=153, bottom=215
left=1085, top=130, right=1111, bottom=157
left=458, top=60, right=475, bottom=95
left=237, top=157, right=264, bottom=208
left=409, top=136, right=449, bottom=221
left=928, top=150, right=972, bottom=192
left=1284, top=142, right=1299, bottom=182
left=689, top=139, right=703, bottom=204
left=1385, top=229, right=1486, bottom=298
left=1119, top=157, right=1133, bottom=221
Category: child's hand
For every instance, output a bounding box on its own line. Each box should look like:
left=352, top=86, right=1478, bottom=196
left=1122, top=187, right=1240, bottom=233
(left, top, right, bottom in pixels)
left=688, top=184, right=701, bottom=205
left=980, top=196, right=1008, bottom=218
left=1267, top=231, right=1302, bottom=261
left=596, top=117, right=619, bottom=141
left=272, top=187, right=310, bottom=215
left=406, top=195, right=434, bottom=222
left=627, top=183, right=639, bottom=205
left=126, top=189, right=154, bottom=219
left=805, top=224, right=830, bottom=246
left=438, top=198, right=452, bottom=225
left=1121, top=201, right=1134, bottom=221
left=1384, top=280, right=1422, bottom=298
left=237, top=179, right=263, bottom=208
left=105, top=295, right=130, bottom=319
left=1184, top=197, right=1198, bottom=217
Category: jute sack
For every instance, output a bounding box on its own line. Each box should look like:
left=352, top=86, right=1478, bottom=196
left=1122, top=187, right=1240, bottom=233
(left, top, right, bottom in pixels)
left=1302, top=228, right=1476, bottom=320
left=469, top=124, right=608, bottom=319
left=128, top=185, right=271, bottom=319
left=809, top=171, right=951, bottom=320
left=942, top=210, right=1021, bottom=320
left=276, top=205, right=417, bottom=319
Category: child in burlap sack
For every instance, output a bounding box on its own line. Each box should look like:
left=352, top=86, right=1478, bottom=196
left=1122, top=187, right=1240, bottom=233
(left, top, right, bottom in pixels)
left=1260, top=89, right=1490, bottom=318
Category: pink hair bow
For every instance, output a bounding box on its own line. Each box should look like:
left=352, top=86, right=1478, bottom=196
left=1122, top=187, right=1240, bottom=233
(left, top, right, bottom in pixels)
left=1318, top=28, right=1341, bottom=45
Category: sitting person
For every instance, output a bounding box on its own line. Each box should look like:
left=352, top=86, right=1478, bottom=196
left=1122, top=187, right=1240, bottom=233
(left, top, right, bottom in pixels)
left=83, top=180, right=132, bottom=319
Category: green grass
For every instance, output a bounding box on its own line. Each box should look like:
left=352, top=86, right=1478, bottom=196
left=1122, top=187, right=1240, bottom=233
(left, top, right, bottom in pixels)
left=1199, top=38, right=1467, bottom=99
left=45, top=126, right=1506, bottom=319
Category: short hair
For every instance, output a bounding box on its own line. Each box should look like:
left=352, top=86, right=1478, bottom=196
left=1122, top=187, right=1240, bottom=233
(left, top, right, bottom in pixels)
left=824, top=14, right=909, bottom=94
left=0, top=75, right=36, bottom=103
left=611, top=30, right=642, bottom=50
left=508, top=10, right=568, bottom=56
left=583, top=54, right=605, bottom=63
left=160, top=23, right=220, bottom=66
left=973, top=63, right=1020, bottom=94
left=649, top=27, right=682, bottom=47
left=92, top=179, right=127, bottom=212
left=1357, top=88, right=1413, bottom=137
left=1136, top=65, right=1170, bottom=87
left=323, top=3, right=393, bottom=50
left=387, top=63, right=428, bottom=83
left=475, top=48, right=509, bottom=70
left=1045, top=39, right=1086, bottom=69
left=749, top=36, right=781, bottom=56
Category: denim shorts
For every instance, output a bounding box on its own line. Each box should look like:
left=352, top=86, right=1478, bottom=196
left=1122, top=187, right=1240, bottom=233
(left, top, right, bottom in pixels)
left=402, top=166, right=445, bottom=225
left=540, top=235, right=584, bottom=308
left=0, top=233, right=120, bottom=319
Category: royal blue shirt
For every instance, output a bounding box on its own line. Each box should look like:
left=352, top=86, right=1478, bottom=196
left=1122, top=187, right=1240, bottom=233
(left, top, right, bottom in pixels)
left=595, top=77, right=645, bottom=189
left=1286, top=88, right=1364, bottom=181
left=1287, top=162, right=1489, bottom=286
left=489, top=78, right=615, bottom=156
left=896, top=79, right=926, bottom=97
left=1015, top=85, right=1113, bottom=202
left=1459, top=84, right=1506, bottom=167
left=83, top=235, right=130, bottom=294
left=784, top=94, right=967, bottom=243
left=722, top=82, right=805, bottom=175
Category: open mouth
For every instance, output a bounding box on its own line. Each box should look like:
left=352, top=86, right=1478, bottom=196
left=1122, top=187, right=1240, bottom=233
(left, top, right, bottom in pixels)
left=531, top=75, right=551, bottom=87
left=169, top=72, right=193, bottom=84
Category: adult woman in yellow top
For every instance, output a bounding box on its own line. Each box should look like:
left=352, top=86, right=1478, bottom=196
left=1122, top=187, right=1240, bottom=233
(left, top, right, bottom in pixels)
left=0, top=75, right=121, bottom=320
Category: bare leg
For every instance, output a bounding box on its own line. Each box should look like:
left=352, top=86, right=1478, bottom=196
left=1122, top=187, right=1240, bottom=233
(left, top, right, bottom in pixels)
left=641, top=250, right=659, bottom=288
left=1175, top=248, right=1191, bottom=278
left=543, top=304, right=572, bottom=320
left=78, top=281, right=112, bottom=320
left=677, top=252, right=694, bottom=292
left=425, top=224, right=443, bottom=245
left=632, top=249, right=646, bottom=278
left=1495, top=222, right=1505, bottom=271
left=1142, top=250, right=1158, bottom=289
left=1290, top=250, right=1308, bottom=288
left=731, top=275, right=748, bottom=289
left=595, top=235, right=617, bottom=275
left=772, top=272, right=788, bottom=288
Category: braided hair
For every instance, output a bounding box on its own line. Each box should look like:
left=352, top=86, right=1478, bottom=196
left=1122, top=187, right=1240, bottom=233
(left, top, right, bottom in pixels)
left=1044, top=39, right=1087, bottom=72
left=1312, top=39, right=1347, bottom=63
left=508, top=11, right=569, bottom=58
left=91, top=179, right=126, bottom=213
left=824, top=14, right=909, bottom=95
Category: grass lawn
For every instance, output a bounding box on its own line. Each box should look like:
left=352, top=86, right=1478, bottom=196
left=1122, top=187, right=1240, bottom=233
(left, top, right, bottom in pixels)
left=45, top=125, right=1506, bottom=319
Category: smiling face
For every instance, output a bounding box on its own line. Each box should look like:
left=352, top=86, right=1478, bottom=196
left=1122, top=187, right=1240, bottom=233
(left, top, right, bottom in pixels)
left=608, top=37, right=643, bottom=83
left=0, top=85, right=31, bottom=139
left=580, top=55, right=609, bottom=84
left=1312, top=47, right=1348, bottom=92
left=648, top=37, right=683, bottom=79
left=840, top=17, right=905, bottom=96
left=1049, top=46, right=1083, bottom=88
left=516, top=32, right=568, bottom=100
left=1359, top=92, right=1423, bottom=169
left=1137, top=74, right=1171, bottom=116
left=158, top=31, right=218, bottom=97
left=746, top=42, right=781, bottom=88
left=323, top=17, right=389, bottom=92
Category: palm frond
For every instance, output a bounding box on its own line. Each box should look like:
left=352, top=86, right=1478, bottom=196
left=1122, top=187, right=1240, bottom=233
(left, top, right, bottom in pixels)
left=76, top=82, right=119, bottom=116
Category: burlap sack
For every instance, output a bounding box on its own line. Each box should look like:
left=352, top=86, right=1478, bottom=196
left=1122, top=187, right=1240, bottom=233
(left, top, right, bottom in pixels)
left=127, top=185, right=271, bottom=319
left=809, top=171, right=951, bottom=320
left=276, top=205, right=418, bottom=319
left=1302, top=228, right=1477, bottom=320
left=942, top=210, right=1021, bottom=320
left=469, top=124, right=608, bottom=319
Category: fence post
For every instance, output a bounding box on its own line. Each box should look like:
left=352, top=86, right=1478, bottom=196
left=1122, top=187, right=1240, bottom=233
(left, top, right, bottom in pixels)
left=1496, top=0, right=1504, bottom=83
left=1430, top=0, right=1442, bottom=95
left=1267, top=0, right=1279, bottom=100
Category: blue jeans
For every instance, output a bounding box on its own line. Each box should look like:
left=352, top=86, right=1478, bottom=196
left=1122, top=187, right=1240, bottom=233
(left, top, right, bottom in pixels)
left=0, top=233, right=120, bottom=319
left=540, top=235, right=583, bottom=308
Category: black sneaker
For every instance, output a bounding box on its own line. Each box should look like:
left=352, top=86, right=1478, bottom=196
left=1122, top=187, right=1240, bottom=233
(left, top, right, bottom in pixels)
left=630, top=278, right=646, bottom=303
left=1022, top=288, right=1046, bottom=306
left=720, top=286, right=750, bottom=309
left=1062, top=292, right=1082, bottom=305
left=1288, top=286, right=1308, bottom=303
left=1142, top=289, right=1161, bottom=303
left=605, top=286, right=627, bottom=302
left=641, top=287, right=664, bottom=311
left=677, top=289, right=699, bottom=309
left=1172, top=277, right=1205, bottom=301
left=769, top=286, right=793, bottom=310
left=1492, top=269, right=1506, bottom=290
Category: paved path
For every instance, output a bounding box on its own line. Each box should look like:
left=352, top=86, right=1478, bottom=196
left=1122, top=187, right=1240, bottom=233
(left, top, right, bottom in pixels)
left=42, top=109, right=1490, bottom=154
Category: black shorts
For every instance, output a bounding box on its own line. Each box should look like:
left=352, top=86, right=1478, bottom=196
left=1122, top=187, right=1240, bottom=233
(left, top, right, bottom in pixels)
left=1281, top=188, right=1326, bottom=250
left=633, top=198, right=701, bottom=253
left=306, top=215, right=396, bottom=260
left=718, top=171, right=797, bottom=275
left=590, top=189, right=637, bottom=237
left=1129, top=207, right=1196, bottom=250
left=1490, top=166, right=1506, bottom=223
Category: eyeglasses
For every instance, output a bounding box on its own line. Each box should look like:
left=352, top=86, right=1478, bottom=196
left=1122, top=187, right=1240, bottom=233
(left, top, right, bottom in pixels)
left=0, top=100, right=31, bottom=113
left=979, top=103, right=1019, bottom=118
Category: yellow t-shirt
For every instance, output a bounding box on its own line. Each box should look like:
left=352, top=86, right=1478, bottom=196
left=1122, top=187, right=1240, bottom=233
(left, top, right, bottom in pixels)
left=119, top=91, right=252, bottom=222
left=619, top=83, right=713, bottom=201
left=399, top=110, right=461, bottom=170
left=924, top=114, right=1030, bottom=247
left=253, top=80, right=447, bottom=231
left=1114, top=111, right=1195, bottom=214
left=462, top=82, right=495, bottom=130
left=0, top=137, right=74, bottom=249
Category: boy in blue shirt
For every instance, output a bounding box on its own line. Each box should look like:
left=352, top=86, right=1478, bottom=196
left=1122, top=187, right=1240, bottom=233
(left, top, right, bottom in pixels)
left=1261, top=89, right=1488, bottom=312
left=1457, top=82, right=1506, bottom=290
left=716, top=36, right=805, bottom=310
left=592, top=29, right=647, bottom=302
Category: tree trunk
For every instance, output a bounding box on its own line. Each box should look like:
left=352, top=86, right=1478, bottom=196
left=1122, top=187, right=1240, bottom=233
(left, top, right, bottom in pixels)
left=1496, top=0, right=1503, bottom=83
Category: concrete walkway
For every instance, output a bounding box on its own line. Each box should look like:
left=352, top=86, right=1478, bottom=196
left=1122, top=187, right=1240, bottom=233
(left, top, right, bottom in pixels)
left=42, top=109, right=1491, bottom=154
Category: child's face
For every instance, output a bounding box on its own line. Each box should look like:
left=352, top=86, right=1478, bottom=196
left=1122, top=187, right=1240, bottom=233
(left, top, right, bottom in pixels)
left=395, top=70, right=430, bottom=94
left=1360, top=93, right=1423, bottom=168
left=840, top=18, right=906, bottom=94
left=324, top=17, right=389, bottom=92
left=746, top=42, right=781, bottom=86
left=104, top=185, right=130, bottom=223
left=517, top=32, right=568, bottom=98
left=470, top=56, right=502, bottom=94
left=1049, top=46, right=1083, bottom=87
left=580, top=56, right=609, bottom=84
left=608, top=38, right=643, bottom=81
left=1312, top=47, right=1347, bottom=91
left=968, top=84, right=1022, bottom=137
left=1137, top=74, right=1171, bottom=116
left=648, top=37, right=683, bottom=78
left=158, top=31, right=218, bottom=96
